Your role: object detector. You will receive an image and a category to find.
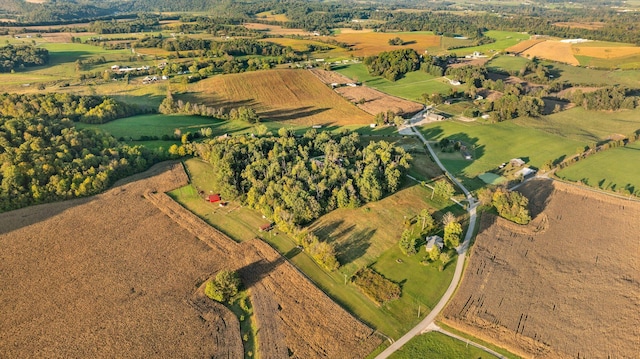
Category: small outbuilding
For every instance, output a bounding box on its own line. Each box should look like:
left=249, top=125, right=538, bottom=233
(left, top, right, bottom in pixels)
left=259, top=223, right=273, bottom=232
left=208, top=194, right=221, bottom=203
left=510, top=158, right=525, bottom=167
left=425, top=235, right=444, bottom=252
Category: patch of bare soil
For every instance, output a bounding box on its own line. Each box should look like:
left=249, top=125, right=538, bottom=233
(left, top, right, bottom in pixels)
left=448, top=57, right=490, bottom=69
left=335, top=86, right=424, bottom=116
left=0, top=161, right=382, bottom=358
left=442, top=179, right=640, bottom=359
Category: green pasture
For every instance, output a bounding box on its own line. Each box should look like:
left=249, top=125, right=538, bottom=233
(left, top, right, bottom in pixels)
left=556, top=142, right=640, bottom=196
left=449, top=31, right=530, bottom=56
left=389, top=332, right=494, bottom=359
left=76, top=114, right=247, bottom=139
left=478, top=172, right=506, bottom=185
left=419, top=119, right=585, bottom=188
left=543, top=61, right=640, bottom=87
left=520, top=107, right=640, bottom=143
left=169, top=158, right=462, bottom=338
left=335, top=63, right=456, bottom=100
left=486, top=55, right=530, bottom=73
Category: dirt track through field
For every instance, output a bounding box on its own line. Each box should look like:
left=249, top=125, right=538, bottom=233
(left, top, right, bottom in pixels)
left=0, top=161, right=382, bottom=358
left=442, top=179, right=640, bottom=358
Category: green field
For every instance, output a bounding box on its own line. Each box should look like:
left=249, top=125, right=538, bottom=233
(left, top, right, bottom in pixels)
left=520, top=107, right=640, bottom=142
left=389, top=332, right=494, bottom=359
left=542, top=61, right=640, bottom=87
left=169, top=158, right=460, bottom=338
left=419, top=119, right=585, bottom=188
left=76, top=114, right=248, bottom=139
left=335, top=63, right=456, bottom=100
left=450, top=31, right=530, bottom=56
left=556, top=142, right=640, bottom=196
left=486, top=55, right=531, bottom=73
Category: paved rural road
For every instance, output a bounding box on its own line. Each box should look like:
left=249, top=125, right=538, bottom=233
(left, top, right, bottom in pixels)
left=375, top=113, right=478, bottom=359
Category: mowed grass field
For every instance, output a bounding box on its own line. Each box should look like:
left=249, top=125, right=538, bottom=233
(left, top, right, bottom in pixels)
left=556, top=142, right=640, bottom=195
left=389, top=332, right=495, bottom=359
left=541, top=61, right=640, bottom=87
left=419, top=120, right=585, bottom=188
left=190, top=69, right=372, bottom=126
left=486, top=55, right=531, bottom=73
left=75, top=114, right=243, bottom=139
left=520, top=107, right=640, bottom=142
left=450, top=31, right=530, bottom=56
left=171, top=157, right=460, bottom=338
left=335, top=63, right=455, bottom=100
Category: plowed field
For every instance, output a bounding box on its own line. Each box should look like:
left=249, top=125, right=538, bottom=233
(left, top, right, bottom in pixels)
left=442, top=179, right=640, bottom=359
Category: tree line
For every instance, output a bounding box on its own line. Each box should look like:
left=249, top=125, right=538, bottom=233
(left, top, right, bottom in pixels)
left=0, top=93, right=145, bottom=124
left=0, top=116, right=167, bottom=212
left=0, top=44, right=49, bottom=73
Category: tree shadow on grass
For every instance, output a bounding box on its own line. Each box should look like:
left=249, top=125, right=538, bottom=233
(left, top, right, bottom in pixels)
left=335, top=228, right=375, bottom=264
left=259, top=106, right=329, bottom=122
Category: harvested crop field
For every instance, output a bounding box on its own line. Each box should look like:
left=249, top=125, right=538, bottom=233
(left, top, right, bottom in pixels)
left=505, top=38, right=546, bottom=54
left=332, top=32, right=440, bottom=57
left=442, top=179, right=640, bottom=359
left=309, top=68, right=354, bottom=85
left=0, top=162, right=382, bottom=358
left=335, top=85, right=424, bottom=116
left=191, top=69, right=372, bottom=126
left=0, top=163, right=241, bottom=358
left=522, top=41, right=579, bottom=65
left=243, top=23, right=312, bottom=36
left=572, top=45, right=640, bottom=59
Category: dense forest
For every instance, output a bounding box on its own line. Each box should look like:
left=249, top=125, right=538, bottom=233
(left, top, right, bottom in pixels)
left=363, top=49, right=421, bottom=81
left=0, top=117, right=165, bottom=212
left=0, top=93, right=145, bottom=124
left=195, top=129, right=412, bottom=232
left=0, top=44, right=49, bottom=73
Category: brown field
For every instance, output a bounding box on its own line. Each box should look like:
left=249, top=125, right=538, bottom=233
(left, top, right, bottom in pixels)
left=442, top=179, right=640, bottom=359
left=0, top=162, right=382, bottom=358
left=335, top=85, right=424, bottom=116
left=522, top=41, right=579, bottom=65
left=261, top=38, right=335, bottom=52
left=332, top=32, right=441, bottom=57
left=0, top=163, right=242, bottom=358
left=448, top=57, right=491, bottom=68
left=336, top=28, right=375, bottom=34
left=553, top=22, right=606, bottom=30
left=190, top=69, right=373, bottom=126
left=243, top=23, right=313, bottom=36
left=309, top=68, right=356, bottom=85
left=572, top=46, right=640, bottom=59
left=505, top=38, right=546, bottom=54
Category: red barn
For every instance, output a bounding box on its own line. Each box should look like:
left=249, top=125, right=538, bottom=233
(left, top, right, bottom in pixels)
left=208, top=194, right=221, bottom=203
